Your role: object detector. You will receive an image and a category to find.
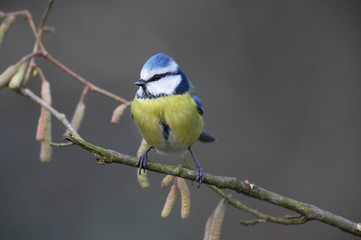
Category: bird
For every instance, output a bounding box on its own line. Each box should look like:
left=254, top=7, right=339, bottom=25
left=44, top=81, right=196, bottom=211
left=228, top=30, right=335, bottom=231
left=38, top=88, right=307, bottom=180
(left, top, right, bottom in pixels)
left=131, top=53, right=214, bottom=183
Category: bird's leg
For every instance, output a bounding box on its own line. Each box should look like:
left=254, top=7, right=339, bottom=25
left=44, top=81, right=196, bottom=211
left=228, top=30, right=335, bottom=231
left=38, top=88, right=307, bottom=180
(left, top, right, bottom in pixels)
left=188, top=147, right=205, bottom=184
left=136, top=146, right=153, bottom=174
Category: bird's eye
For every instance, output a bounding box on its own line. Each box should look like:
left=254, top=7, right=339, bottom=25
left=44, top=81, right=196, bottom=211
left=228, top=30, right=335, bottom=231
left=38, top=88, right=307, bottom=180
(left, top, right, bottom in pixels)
left=153, top=74, right=161, bottom=80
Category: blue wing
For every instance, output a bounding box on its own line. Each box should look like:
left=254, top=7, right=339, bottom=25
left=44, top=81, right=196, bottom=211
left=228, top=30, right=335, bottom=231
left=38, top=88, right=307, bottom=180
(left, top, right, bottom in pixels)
left=192, top=95, right=203, bottom=115
left=192, top=94, right=216, bottom=142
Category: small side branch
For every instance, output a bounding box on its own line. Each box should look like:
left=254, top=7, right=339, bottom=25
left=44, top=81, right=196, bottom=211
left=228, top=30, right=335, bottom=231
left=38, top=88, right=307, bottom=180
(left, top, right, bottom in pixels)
left=208, top=185, right=307, bottom=225
left=25, top=0, right=54, bottom=81
left=17, top=87, right=81, bottom=139
left=44, top=53, right=129, bottom=104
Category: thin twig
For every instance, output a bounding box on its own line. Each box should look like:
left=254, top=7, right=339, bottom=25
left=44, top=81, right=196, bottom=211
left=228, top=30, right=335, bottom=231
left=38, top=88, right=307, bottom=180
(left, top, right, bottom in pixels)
left=8, top=8, right=129, bottom=105
left=239, top=219, right=266, bottom=226
left=38, top=0, right=54, bottom=30
left=9, top=10, right=47, bottom=53
left=17, top=87, right=81, bottom=139
left=239, top=216, right=306, bottom=226
left=25, top=0, right=54, bottom=81
left=208, top=185, right=308, bottom=225
left=49, top=142, right=74, bottom=147
left=44, top=53, right=129, bottom=104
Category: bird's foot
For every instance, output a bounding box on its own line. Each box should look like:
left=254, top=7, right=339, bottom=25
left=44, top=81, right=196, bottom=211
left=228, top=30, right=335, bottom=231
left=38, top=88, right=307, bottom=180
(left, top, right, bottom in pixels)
left=136, top=153, right=148, bottom=174
left=195, top=165, right=205, bottom=186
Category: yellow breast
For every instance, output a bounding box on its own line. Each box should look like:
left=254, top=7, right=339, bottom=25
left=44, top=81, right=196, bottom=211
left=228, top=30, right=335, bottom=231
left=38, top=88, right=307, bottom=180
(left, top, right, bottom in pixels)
left=131, top=93, right=204, bottom=152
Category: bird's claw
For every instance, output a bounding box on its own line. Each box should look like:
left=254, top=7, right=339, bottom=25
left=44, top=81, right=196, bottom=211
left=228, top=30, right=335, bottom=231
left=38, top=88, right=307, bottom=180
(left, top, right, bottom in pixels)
left=136, top=153, right=148, bottom=174
left=195, top=166, right=205, bottom=186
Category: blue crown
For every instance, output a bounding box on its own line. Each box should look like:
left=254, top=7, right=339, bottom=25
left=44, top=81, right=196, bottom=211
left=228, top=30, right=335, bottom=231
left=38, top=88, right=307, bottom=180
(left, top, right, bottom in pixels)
left=142, top=53, right=175, bottom=71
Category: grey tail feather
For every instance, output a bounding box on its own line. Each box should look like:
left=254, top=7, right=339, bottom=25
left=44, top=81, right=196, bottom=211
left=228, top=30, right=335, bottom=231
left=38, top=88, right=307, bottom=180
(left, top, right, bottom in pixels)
left=198, top=130, right=216, bottom=143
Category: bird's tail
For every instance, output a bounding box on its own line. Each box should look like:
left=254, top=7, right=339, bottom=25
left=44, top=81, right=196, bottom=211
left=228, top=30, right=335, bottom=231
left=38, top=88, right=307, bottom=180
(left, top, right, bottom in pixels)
left=198, top=130, right=216, bottom=143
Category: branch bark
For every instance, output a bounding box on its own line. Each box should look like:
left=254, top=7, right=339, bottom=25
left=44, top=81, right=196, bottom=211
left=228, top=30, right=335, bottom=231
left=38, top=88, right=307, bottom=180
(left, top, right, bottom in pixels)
left=65, top=133, right=361, bottom=237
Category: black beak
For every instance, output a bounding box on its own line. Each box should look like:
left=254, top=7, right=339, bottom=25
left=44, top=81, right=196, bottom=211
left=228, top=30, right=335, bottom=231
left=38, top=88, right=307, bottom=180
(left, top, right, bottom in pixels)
left=135, top=79, right=146, bottom=86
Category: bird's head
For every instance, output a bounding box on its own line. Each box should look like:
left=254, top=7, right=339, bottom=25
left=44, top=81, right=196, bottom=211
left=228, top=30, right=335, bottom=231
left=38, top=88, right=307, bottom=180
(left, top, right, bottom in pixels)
left=135, top=53, right=190, bottom=99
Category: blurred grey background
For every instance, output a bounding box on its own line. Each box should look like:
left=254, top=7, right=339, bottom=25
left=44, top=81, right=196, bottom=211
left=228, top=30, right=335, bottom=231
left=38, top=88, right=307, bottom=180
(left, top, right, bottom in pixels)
left=0, top=1, right=360, bottom=239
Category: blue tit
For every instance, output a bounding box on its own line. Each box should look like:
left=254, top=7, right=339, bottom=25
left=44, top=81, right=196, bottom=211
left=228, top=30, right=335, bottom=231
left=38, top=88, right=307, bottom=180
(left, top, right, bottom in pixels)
left=131, top=53, right=215, bottom=183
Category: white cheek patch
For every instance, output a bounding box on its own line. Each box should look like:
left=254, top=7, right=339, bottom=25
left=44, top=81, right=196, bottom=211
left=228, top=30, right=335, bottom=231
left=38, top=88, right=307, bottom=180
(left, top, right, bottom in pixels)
left=136, top=87, right=144, bottom=97
left=140, top=61, right=178, bottom=80
left=146, top=75, right=182, bottom=96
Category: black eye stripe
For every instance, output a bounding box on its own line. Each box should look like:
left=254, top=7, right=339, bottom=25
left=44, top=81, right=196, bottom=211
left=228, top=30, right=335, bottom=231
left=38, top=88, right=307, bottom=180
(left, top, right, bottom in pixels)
left=147, top=71, right=179, bottom=82
left=147, top=73, right=167, bottom=82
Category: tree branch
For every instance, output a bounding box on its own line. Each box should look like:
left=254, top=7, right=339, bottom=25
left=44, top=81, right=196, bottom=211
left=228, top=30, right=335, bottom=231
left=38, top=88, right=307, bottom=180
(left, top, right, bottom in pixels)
left=15, top=56, right=360, bottom=237
left=3, top=5, right=361, bottom=238
left=64, top=133, right=361, bottom=237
